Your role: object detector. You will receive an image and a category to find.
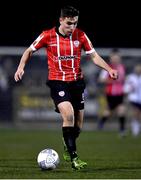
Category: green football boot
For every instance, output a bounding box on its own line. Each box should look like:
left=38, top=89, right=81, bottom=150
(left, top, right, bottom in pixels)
left=72, top=157, right=87, bottom=170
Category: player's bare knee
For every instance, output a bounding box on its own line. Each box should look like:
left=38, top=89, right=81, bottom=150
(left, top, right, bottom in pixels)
left=62, top=113, right=74, bottom=126
left=117, top=105, right=126, bottom=116
left=66, top=113, right=74, bottom=123
left=103, top=109, right=110, bottom=117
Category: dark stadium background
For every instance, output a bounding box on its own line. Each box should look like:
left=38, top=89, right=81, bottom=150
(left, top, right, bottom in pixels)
left=0, top=0, right=141, bottom=47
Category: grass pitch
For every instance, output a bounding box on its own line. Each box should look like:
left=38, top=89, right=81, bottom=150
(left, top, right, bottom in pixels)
left=0, top=128, right=141, bottom=179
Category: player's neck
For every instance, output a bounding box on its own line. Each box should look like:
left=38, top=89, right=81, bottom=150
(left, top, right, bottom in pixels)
left=58, top=26, right=66, bottom=36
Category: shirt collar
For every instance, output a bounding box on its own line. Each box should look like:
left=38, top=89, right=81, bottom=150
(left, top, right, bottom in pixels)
left=55, top=27, right=70, bottom=38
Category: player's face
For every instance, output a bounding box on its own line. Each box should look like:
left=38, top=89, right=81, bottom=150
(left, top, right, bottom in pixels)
left=59, top=16, right=78, bottom=36
left=110, top=54, right=121, bottom=65
left=135, top=65, right=141, bottom=75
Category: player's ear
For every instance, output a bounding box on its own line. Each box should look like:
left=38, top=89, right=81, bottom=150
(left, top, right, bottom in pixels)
left=59, top=17, right=63, bottom=24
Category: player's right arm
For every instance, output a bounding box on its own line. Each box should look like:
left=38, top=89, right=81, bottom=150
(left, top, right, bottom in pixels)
left=14, top=31, right=48, bottom=82
left=14, top=47, right=33, bottom=82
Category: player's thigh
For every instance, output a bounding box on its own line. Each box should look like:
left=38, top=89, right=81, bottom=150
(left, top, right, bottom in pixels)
left=58, top=101, right=74, bottom=120
left=58, top=101, right=74, bottom=126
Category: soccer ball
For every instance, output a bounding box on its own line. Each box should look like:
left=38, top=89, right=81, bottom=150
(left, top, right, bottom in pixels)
left=37, top=148, right=60, bottom=170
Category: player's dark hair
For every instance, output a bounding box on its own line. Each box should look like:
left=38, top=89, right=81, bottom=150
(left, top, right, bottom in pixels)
left=60, top=6, right=79, bottom=18
left=110, top=48, right=121, bottom=57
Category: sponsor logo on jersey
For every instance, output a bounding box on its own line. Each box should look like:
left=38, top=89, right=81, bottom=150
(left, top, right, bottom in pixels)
left=58, top=55, right=77, bottom=60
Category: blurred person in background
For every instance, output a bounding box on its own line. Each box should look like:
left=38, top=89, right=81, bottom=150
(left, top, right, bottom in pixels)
left=0, top=67, right=9, bottom=121
left=2, top=57, right=16, bottom=121
left=124, top=64, right=141, bottom=136
left=0, top=55, right=15, bottom=123
left=97, top=49, right=126, bottom=137
left=14, top=6, right=118, bottom=170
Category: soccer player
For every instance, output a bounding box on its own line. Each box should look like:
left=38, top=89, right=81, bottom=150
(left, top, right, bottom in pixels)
left=97, top=49, right=126, bottom=137
left=14, top=6, right=118, bottom=170
left=124, top=64, right=141, bottom=136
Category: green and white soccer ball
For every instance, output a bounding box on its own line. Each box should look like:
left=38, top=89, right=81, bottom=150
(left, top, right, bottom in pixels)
left=37, top=148, right=60, bottom=170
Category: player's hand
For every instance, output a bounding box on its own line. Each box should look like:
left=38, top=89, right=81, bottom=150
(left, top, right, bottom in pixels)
left=14, top=68, right=24, bottom=82
left=109, top=69, right=118, bottom=80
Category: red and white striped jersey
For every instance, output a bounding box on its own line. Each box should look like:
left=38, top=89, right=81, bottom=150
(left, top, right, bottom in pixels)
left=30, top=27, right=95, bottom=81
left=99, top=63, right=125, bottom=96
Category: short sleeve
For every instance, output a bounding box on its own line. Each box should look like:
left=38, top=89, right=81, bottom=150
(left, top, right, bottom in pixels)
left=82, top=32, right=95, bottom=54
left=30, top=31, right=47, bottom=51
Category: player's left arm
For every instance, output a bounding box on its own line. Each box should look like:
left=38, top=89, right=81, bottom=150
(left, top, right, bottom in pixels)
left=90, top=51, right=118, bottom=80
